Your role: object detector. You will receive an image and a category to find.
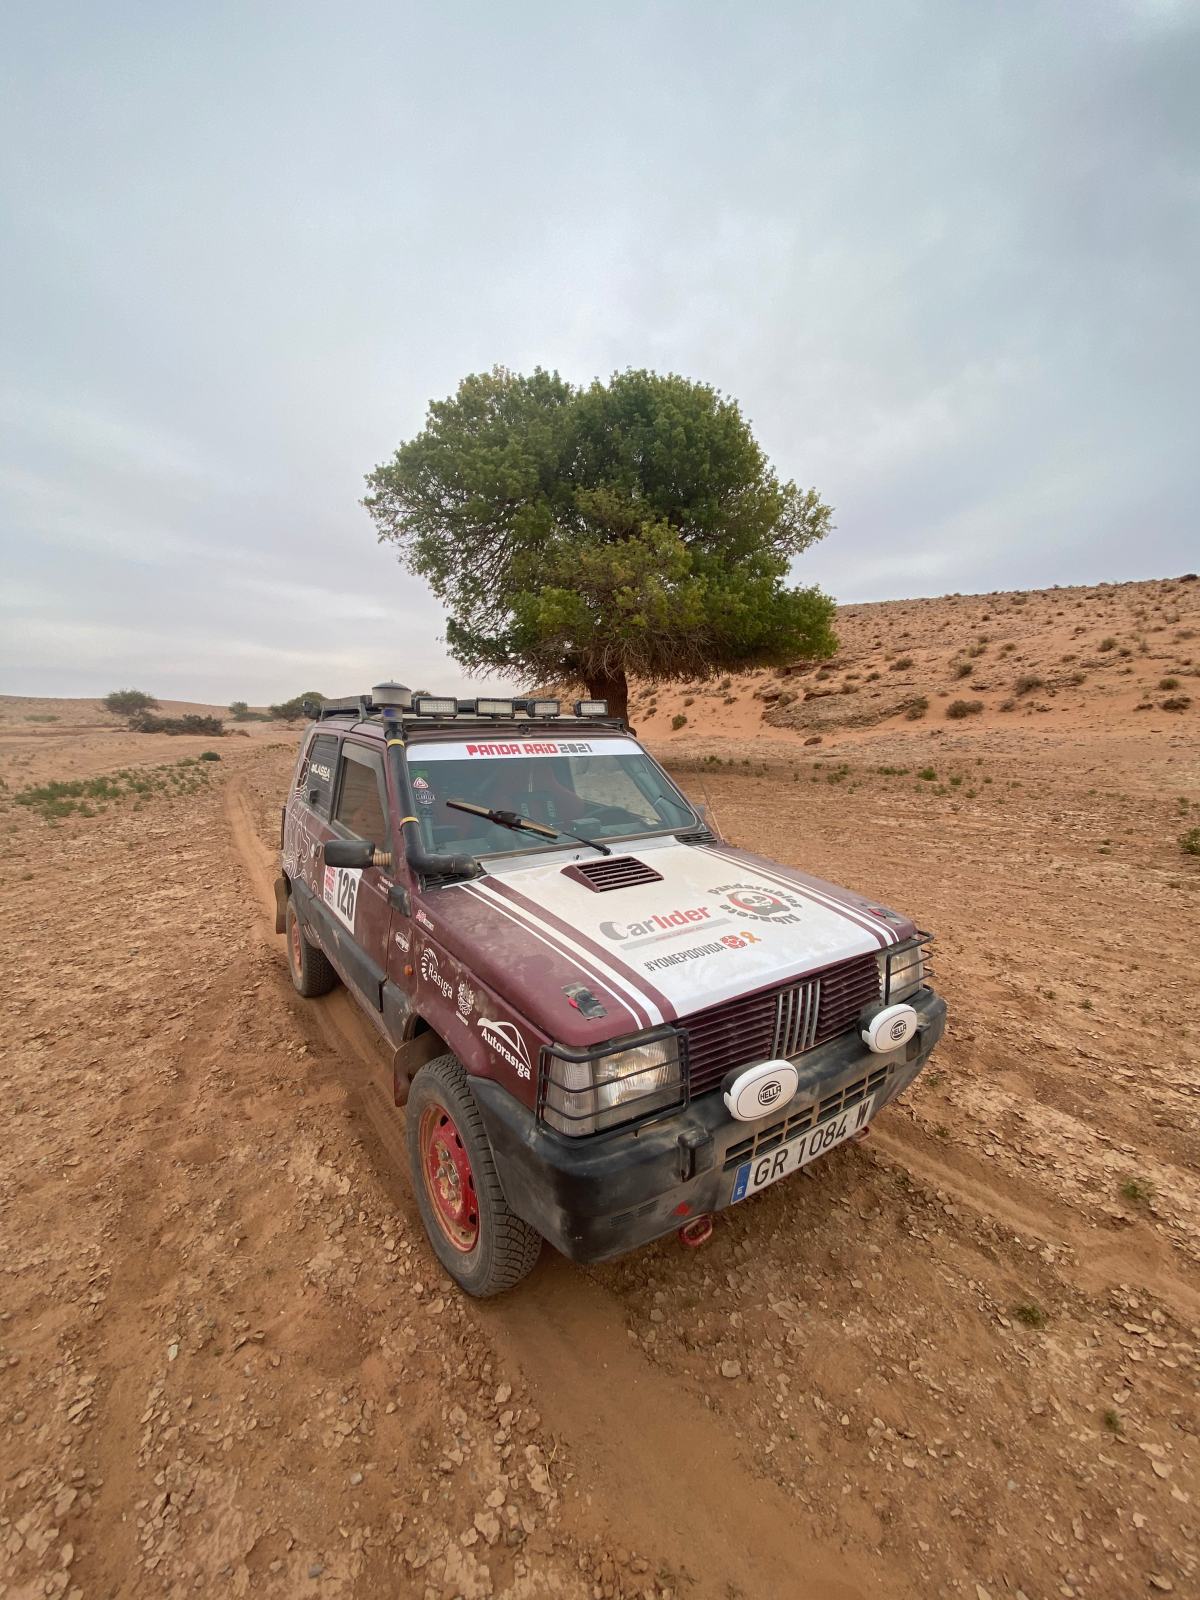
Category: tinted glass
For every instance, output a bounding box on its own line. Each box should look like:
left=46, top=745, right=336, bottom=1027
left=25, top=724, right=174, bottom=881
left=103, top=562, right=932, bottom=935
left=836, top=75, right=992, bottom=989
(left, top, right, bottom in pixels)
left=304, top=733, right=340, bottom=815
left=335, top=748, right=388, bottom=844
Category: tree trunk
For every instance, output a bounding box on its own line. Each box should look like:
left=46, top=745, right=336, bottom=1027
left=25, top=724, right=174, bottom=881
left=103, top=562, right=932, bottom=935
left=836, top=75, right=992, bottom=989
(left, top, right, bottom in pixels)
left=585, top=666, right=629, bottom=725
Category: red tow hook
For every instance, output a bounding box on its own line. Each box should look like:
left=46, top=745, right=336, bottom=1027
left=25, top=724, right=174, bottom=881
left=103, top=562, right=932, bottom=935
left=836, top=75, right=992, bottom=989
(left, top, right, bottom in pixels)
left=852, top=1123, right=872, bottom=1143
left=678, top=1214, right=714, bottom=1248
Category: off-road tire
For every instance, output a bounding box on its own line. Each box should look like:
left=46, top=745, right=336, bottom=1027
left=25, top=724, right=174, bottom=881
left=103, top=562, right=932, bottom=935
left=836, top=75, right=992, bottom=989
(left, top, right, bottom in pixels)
left=406, top=1054, right=542, bottom=1297
left=285, top=898, right=338, bottom=998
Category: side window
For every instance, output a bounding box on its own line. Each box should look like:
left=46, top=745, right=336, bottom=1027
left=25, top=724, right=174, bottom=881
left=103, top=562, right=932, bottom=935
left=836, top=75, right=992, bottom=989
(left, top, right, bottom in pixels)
left=334, top=745, right=390, bottom=846
left=305, top=733, right=340, bottom=816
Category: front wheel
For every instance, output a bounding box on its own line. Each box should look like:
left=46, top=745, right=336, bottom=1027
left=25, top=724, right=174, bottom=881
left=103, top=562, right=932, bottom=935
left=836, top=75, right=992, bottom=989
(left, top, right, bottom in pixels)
left=285, top=899, right=338, bottom=997
left=406, top=1054, right=542, bottom=1296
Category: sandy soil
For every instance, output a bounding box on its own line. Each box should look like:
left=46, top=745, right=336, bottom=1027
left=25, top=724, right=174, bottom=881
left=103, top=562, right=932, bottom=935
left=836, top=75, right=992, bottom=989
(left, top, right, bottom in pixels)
left=2, top=580, right=1199, bottom=1599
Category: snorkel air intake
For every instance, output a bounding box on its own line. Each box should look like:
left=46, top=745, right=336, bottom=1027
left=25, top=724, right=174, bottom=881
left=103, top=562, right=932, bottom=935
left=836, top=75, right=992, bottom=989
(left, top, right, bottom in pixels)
left=380, top=705, right=481, bottom=882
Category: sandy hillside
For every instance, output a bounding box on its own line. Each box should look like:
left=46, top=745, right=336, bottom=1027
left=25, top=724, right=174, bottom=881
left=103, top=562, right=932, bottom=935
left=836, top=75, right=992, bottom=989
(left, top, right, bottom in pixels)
left=2, top=576, right=1199, bottom=1600
left=632, top=574, right=1199, bottom=746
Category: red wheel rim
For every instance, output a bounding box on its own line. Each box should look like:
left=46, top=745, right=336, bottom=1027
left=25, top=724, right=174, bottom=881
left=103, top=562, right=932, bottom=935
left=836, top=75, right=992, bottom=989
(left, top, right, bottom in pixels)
left=419, top=1104, right=480, bottom=1252
left=289, top=913, right=303, bottom=976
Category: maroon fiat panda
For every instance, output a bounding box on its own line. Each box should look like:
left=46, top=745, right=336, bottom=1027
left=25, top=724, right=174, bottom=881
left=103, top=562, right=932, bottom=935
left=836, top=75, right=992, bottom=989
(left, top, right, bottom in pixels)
left=276, top=683, right=945, bottom=1295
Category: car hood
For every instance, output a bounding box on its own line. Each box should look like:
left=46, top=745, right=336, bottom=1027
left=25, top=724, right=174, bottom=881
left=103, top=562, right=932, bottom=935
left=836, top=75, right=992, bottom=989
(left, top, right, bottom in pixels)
left=428, top=838, right=914, bottom=1044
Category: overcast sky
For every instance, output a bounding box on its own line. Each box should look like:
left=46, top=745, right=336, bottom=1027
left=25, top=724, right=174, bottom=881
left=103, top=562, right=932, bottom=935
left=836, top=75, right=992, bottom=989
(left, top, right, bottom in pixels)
left=1, top=0, right=1196, bottom=704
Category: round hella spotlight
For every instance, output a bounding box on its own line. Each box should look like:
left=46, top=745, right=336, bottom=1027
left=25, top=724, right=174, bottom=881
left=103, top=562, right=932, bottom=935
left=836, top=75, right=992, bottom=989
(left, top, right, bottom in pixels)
left=860, top=1002, right=918, bottom=1055
left=723, top=1060, right=799, bottom=1122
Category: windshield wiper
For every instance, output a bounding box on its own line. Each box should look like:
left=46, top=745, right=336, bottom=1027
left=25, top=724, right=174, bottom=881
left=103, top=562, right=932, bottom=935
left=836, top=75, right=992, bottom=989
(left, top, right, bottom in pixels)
left=444, top=800, right=612, bottom=856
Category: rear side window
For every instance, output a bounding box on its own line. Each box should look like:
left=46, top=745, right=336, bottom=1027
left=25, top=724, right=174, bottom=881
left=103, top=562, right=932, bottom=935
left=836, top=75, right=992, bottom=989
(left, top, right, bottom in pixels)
left=304, top=733, right=340, bottom=816
left=334, top=744, right=389, bottom=846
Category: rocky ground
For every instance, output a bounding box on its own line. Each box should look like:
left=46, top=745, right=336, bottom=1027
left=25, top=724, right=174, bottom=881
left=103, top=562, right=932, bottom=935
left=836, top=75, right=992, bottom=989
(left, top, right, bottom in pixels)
left=2, top=579, right=1198, bottom=1599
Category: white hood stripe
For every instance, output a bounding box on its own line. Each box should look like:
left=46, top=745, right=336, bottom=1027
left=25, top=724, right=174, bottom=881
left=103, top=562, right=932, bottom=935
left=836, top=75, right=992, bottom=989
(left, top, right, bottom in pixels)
left=490, top=876, right=678, bottom=1023
left=702, top=845, right=898, bottom=948
left=458, top=883, right=648, bottom=1029
left=469, top=880, right=663, bottom=1028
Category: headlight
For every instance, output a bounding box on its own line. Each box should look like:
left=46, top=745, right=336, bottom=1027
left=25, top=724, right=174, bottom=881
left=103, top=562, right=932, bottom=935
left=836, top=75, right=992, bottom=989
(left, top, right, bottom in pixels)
left=541, top=1032, right=683, bottom=1136
left=878, top=941, right=925, bottom=1002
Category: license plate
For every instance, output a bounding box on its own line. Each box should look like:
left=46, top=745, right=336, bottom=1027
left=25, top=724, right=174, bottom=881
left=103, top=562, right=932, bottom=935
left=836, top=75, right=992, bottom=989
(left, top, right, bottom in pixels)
left=730, top=1094, right=875, bottom=1203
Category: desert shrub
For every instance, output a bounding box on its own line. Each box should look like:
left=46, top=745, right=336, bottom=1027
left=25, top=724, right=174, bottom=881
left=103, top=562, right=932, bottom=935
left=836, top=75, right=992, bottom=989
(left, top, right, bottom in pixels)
left=1180, top=827, right=1200, bottom=856
left=917, top=767, right=937, bottom=781
left=228, top=700, right=268, bottom=722
left=1014, top=674, right=1043, bottom=695
left=12, top=758, right=215, bottom=820
left=671, top=713, right=687, bottom=730
left=890, top=656, right=914, bottom=671
left=1159, top=676, right=1180, bottom=691
left=130, top=711, right=225, bottom=736
left=946, top=699, right=983, bottom=719
left=1097, top=636, right=1117, bottom=651
left=952, top=661, right=973, bottom=679
left=199, top=750, right=222, bottom=761
left=1069, top=670, right=1087, bottom=685
left=904, top=697, right=929, bottom=721
left=25, top=714, right=59, bottom=723
left=104, top=688, right=158, bottom=716
left=1161, top=695, right=1191, bottom=712
left=999, top=699, right=1016, bottom=712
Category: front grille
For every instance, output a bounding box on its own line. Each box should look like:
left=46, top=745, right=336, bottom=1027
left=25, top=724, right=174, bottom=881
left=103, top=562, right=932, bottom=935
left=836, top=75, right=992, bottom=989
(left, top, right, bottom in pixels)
left=722, top=1063, right=894, bottom=1169
left=563, top=856, right=663, bottom=891
left=683, top=951, right=882, bottom=1097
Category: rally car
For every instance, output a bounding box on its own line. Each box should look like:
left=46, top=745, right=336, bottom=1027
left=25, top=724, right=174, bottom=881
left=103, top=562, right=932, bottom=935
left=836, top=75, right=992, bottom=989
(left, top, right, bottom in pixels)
left=276, top=682, right=946, bottom=1295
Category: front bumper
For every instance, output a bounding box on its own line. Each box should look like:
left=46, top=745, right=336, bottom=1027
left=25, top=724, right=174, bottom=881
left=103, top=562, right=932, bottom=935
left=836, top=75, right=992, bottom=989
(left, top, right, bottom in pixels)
left=473, top=988, right=947, bottom=1263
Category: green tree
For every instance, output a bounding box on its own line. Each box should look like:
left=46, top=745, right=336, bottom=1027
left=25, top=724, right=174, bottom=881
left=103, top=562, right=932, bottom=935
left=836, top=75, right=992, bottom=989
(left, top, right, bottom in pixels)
left=104, top=688, right=159, bottom=716
left=364, top=367, right=836, bottom=721
left=269, top=691, right=326, bottom=721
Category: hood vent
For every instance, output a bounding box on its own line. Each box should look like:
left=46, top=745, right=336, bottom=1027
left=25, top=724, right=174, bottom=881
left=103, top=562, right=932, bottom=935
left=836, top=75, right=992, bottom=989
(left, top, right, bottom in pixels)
left=562, top=856, right=664, bottom=892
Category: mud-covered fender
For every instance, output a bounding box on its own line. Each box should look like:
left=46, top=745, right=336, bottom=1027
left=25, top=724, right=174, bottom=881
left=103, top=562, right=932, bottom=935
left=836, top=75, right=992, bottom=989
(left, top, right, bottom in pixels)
left=392, top=1027, right=449, bottom=1107
left=273, top=873, right=290, bottom=935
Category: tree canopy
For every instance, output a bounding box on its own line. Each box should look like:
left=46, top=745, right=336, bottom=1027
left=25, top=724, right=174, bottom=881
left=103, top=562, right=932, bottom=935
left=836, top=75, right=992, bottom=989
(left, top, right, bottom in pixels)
left=363, top=367, right=836, bottom=720
left=104, top=688, right=158, bottom=716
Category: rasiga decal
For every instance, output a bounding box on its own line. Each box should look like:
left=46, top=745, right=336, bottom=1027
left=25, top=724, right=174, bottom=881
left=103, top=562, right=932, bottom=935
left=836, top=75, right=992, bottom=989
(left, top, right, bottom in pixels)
left=323, top=865, right=360, bottom=931
left=477, top=1017, right=533, bottom=1079
left=420, top=946, right=454, bottom=999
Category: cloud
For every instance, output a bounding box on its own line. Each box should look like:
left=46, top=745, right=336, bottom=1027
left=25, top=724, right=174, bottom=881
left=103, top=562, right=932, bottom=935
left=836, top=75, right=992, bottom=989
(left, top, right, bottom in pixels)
left=1, top=0, right=1197, bottom=698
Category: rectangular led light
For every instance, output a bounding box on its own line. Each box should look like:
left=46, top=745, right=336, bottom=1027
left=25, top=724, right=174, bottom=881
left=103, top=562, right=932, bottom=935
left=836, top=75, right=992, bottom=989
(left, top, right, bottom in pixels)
left=575, top=699, right=608, bottom=716
left=525, top=698, right=559, bottom=717
left=413, top=695, right=458, bottom=716
left=475, top=698, right=514, bottom=716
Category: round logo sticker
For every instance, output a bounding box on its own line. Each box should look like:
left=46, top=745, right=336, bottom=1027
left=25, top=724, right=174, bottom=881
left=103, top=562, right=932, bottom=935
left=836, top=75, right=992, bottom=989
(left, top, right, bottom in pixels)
left=710, top=881, right=804, bottom=923
left=757, top=1079, right=783, bottom=1107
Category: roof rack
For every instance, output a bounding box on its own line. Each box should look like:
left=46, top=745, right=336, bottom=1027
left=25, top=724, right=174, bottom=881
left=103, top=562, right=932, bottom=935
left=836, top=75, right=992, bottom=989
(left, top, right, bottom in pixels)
left=308, top=684, right=626, bottom=731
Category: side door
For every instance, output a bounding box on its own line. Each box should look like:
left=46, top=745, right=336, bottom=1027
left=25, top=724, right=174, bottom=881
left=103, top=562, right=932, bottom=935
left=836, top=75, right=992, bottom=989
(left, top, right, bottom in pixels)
left=323, top=739, right=394, bottom=1012
left=285, top=729, right=341, bottom=900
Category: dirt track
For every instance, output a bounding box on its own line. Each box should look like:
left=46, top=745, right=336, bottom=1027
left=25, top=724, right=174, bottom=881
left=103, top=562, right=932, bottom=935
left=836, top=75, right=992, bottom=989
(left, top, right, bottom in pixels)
left=2, top=667, right=1198, bottom=1597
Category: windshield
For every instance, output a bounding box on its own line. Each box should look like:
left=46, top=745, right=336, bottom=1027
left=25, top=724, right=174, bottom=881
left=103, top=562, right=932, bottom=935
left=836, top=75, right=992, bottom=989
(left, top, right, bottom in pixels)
left=406, top=736, right=697, bottom=858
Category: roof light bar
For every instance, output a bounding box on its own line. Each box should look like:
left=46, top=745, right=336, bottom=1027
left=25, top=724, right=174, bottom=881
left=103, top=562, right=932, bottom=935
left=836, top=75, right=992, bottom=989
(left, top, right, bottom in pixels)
left=575, top=699, right=608, bottom=717
left=517, top=697, right=560, bottom=718
left=412, top=694, right=458, bottom=717
left=474, top=697, right=514, bottom=717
